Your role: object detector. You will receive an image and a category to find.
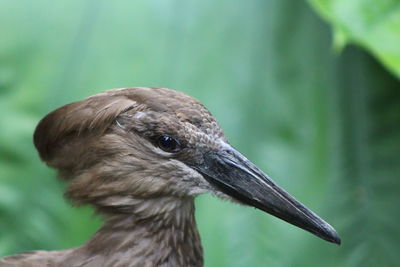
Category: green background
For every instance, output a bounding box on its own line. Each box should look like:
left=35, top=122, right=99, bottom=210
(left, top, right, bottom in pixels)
left=1, top=0, right=399, bottom=266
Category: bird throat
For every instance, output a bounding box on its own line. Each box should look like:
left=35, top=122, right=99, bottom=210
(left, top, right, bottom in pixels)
left=64, top=197, right=204, bottom=267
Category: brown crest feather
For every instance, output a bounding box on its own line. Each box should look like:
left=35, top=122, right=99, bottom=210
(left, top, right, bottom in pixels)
left=33, top=92, right=136, bottom=167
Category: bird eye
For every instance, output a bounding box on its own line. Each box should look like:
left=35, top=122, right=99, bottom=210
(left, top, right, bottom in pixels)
left=157, top=135, right=181, bottom=153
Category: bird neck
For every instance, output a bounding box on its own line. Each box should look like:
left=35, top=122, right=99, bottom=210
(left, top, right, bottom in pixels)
left=67, top=197, right=203, bottom=267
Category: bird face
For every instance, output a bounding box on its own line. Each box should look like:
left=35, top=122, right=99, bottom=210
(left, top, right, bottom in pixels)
left=34, top=87, right=340, bottom=244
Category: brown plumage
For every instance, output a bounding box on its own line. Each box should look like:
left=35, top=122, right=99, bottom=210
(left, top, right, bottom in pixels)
left=0, top=87, right=340, bottom=267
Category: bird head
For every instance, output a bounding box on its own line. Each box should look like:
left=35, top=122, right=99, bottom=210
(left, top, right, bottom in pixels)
left=34, top=87, right=340, bottom=244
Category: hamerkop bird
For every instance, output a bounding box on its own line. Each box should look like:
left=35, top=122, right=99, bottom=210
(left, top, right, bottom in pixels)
left=0, top=87, right=340, bottom=267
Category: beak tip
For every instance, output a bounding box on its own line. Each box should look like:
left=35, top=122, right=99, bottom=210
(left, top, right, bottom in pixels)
left=332, top=233, right=341, bottom=246
left=323, top=227, right=341, bottom=245
left=310, top=219, right=341, bottom=245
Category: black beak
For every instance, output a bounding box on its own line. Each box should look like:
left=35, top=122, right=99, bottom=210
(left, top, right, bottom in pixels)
left=192, top=145, right=341, bottom=245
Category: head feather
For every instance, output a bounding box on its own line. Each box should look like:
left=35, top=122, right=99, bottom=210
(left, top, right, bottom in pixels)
left=34, top=92, right=136, bottom=165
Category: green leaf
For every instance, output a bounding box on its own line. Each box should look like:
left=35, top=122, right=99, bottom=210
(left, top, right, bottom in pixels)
left=308, top=0, right=400, bottom=78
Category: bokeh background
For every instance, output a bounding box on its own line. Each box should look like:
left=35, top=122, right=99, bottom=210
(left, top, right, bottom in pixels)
left=1, top=0, right=399, bottom=266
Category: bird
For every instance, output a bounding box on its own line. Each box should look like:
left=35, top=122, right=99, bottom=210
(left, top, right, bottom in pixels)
left=0, top=87, right=340, bottom=267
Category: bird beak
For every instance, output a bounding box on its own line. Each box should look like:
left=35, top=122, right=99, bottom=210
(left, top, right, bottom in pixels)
left=191, top=145, right=341, bottom=245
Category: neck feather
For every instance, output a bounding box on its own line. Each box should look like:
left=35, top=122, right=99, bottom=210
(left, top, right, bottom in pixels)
left=59, top=197, right=203, bottom=267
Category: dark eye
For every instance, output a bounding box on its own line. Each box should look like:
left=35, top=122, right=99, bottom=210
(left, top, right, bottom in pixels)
left=157, top=135, right=181, bottom=153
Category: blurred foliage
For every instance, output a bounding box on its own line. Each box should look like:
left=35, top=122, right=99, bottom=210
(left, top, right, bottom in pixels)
left=0, top=0, right=399, bottom=267
left=308, top=0, right=400, bottom=78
